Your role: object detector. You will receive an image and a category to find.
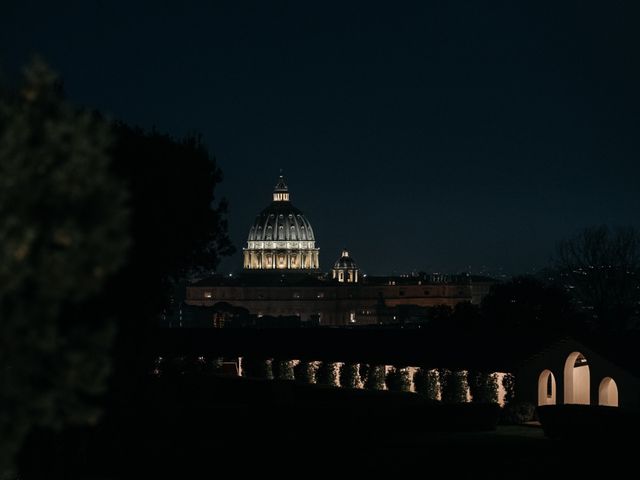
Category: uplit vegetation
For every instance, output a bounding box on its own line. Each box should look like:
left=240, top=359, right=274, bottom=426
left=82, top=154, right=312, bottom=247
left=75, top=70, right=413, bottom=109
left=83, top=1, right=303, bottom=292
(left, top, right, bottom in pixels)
left=414, top=368, right=440, bottom=400
left=386, top=367, right=413, bottom=392
left=340, top=363, right=362, bottom=389
left=468, top=371, right=499, bottom=404
left=364, top=365, right=387, bottom=391
left=316, top=361, right=340, bottom=386
left=439, top=369, right=469, bottom=403
left=294, top=361, right=317, bottom=384
left=275, top=360, right=296, bottom=380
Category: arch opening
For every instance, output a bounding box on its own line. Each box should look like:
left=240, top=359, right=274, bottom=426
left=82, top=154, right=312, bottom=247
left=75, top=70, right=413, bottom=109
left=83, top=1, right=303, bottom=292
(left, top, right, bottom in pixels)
left=598, top=377, right=619, bottom=407
left=538, top=369, right=556, bottom=406
left=564, top=352, right=590, bottom=405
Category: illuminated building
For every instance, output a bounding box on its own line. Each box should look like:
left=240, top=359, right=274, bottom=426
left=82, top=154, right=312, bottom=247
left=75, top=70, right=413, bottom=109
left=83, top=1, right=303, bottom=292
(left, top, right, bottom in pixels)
left=333, top=249, right=359, bottom=283
left=186, top=175, right=495, bottom=325
left=243, top=176, right=319, bottom=270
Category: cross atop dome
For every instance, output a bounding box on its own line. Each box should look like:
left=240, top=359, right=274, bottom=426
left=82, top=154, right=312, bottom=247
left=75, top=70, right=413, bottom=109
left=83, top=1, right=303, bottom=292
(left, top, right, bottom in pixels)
left=273, top=174, right=290, bottom=202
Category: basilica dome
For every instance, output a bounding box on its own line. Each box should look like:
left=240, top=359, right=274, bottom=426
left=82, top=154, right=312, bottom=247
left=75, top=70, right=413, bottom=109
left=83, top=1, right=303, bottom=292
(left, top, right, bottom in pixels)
left=243, top=176, right=319, bottom=270
left=248, top=204, right=315, bottom=243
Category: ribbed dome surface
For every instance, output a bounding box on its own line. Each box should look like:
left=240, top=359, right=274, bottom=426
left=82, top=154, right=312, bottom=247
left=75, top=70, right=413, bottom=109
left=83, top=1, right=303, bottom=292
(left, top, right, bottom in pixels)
left=243, top=175, right=319, bottom=271
left=334, top=251, right=357, bottom=269
left=248, top=201, right=315, bottom=242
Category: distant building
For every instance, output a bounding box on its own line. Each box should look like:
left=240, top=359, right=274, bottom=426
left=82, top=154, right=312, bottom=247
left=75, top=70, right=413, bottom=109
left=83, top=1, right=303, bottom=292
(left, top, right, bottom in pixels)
left=333, top=249, right=359, bottom=283
left=185, top=176, right=496, bottom=326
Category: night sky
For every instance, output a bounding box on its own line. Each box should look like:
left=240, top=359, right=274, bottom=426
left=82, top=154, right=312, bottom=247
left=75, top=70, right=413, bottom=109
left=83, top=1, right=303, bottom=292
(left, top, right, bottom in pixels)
left=3, top=1, right=639, bottom=275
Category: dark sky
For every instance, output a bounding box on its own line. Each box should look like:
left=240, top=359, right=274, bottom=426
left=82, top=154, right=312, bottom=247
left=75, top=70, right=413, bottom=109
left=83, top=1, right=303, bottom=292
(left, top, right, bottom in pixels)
left=3, top=1, right=639, bottom=275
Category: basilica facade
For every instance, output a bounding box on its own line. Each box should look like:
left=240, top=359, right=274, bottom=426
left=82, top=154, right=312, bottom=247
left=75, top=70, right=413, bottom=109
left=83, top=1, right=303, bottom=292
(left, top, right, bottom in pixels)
left=185, top=175, right=494, bottom=326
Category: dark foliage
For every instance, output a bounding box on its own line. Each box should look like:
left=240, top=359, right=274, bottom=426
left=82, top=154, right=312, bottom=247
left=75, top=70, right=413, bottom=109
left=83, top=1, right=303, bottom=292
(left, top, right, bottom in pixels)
left=413, top=368, right=439, bottom=400
left=501, top=401, right=535, bottom=425
left=481, top=276, right=585, bottom=336
left=274, top=360, right=295, bottom=380
left=385, top=367, right=412, bottom=392
left=16, top=376, right=504, bottom=478
left=554, top=225, right=640, bottom=332
left=339, top=363, right=361, bottom=389
left=358, top=363, right=370, bottom=384
left=467, top=371, right=498, bottom=404
left=364, top=365, right=387, bottom=391
left=439, top=369, right=468, bottom=403
left=155, top=355, right=223, bottom=377
left=241, top=358, right=273, bottom=379
left=502, top=373, right=516, bottom=405
left=1, top=61, right=233, bottom=478
left=104, top=122, right=234, bottom=402
left=315, top=362, right=339, bottom=386
left=537, top=404, right=639, bottom=440
left=293, top=361, right=316, bottom=384
left=0, top=60, right=129, bottom=478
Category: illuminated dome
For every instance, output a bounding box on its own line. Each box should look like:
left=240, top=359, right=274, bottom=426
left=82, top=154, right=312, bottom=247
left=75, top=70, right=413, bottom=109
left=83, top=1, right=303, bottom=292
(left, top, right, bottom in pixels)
left=333, top=249, right=357, bottom=269
left=332, top=249, right=359, bottom=283
left=243, top=176, right=319, bottom=270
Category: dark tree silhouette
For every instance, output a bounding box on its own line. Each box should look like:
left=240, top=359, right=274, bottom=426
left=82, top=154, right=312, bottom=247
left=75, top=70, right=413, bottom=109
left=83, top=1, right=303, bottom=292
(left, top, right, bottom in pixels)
left=555, top=225, right=640, bottom=332
left=481, top=276, right=584, bottom=336
left=105, top=122, right=234, bottom=403
left=0, top=60, right=129, bottom=478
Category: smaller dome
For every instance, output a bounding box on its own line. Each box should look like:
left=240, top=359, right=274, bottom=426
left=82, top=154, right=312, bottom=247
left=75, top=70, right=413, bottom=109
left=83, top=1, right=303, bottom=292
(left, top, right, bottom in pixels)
left=334, top=249, right=357, bottom=269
